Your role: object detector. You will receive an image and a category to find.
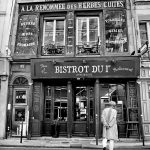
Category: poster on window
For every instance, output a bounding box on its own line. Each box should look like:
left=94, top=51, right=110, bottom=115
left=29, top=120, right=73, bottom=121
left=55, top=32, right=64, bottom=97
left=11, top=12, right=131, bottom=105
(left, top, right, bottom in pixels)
left=105, top=10, right=127, bottom=53
left=15, top=14, right=39, bottom=55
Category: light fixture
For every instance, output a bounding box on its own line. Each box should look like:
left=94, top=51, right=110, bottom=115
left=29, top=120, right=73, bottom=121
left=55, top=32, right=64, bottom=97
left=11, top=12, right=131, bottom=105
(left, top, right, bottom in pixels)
left=82, top=59, right=87, bottom=64
left=52, top=59, right=56, bottom=65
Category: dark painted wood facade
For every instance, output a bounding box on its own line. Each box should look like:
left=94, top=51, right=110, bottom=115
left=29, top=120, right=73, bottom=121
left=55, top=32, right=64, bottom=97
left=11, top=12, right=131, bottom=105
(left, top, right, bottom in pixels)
left=7, top=0, right=141, bottom=139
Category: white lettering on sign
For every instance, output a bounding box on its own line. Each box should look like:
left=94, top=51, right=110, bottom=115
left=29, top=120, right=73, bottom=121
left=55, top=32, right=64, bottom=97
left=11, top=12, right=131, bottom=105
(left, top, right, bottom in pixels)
left=113, top=66, right=133, bottom=72
left=20, top=1, right=124, bottom=12
left=54, top=65, right=111, bottom=74
left=104, top=1, right=124, bottom=8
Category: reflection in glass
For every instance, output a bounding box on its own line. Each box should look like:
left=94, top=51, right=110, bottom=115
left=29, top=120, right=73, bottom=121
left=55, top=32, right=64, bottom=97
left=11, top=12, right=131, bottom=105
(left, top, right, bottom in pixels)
left=42, top=19, right=65, bottom=55
left=76, top=17, right=100, bottom=55
left=105, top=10, right=127, bottom=53
left=100, top=84, right=127, bottom=122
left=54, top=87, right=67, bottom=121
left=74, top=87, right=87, bottom=121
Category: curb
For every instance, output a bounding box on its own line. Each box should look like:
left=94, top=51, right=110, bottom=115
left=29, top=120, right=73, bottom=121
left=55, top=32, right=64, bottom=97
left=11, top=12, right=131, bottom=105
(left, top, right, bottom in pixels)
left=0, top=144, right=150, bottom=149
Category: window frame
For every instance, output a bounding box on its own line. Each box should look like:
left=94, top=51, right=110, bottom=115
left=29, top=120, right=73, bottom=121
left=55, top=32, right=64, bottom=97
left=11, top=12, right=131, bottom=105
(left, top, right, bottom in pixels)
left=13, top=88, right=28, bottom=105
left=139, top=21, right=150, bottom=58
left=41, top=16, right=66, bottom=56
left=75, top=16, right=101, bottom=56
left=76, top=17, right=100, bottom=46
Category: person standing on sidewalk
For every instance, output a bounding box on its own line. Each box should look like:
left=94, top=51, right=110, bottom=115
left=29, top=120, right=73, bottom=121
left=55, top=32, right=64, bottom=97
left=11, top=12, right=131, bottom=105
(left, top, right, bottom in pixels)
left=101, top=101, right=118, bottom=150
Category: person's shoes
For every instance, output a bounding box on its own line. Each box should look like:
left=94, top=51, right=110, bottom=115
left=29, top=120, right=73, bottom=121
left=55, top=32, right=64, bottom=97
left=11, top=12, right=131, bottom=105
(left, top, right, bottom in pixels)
left=103, top=147, right=106, bottom=150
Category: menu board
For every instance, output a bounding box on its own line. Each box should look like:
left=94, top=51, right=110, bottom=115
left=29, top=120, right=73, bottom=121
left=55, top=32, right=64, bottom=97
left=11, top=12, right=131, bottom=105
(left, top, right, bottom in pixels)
left=15, top=14, right=39, bottom=55
left=105, top=10, right=127, bottom=53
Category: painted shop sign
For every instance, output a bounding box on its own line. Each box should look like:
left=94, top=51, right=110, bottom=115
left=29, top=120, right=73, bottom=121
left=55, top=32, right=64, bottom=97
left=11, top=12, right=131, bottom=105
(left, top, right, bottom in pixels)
left=19, top=1, right=125, bottom=12
left=31, top=59, right=140, bottom=79
left=15, top=14, right=39, bottom=55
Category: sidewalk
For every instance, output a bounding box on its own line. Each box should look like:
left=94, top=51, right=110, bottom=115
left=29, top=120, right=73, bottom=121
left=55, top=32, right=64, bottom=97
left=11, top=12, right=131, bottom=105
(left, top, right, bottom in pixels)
left=0, top=137, right=150, bottom=149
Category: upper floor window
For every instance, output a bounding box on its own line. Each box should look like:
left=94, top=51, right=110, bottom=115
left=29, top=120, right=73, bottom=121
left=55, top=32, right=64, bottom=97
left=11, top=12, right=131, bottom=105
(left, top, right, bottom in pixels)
left=105, top=10, right=127, bottom=53
left=139, top=22, right=149, bottom=57
left=76, top=17, right=101, bottom=55
left=42, top=17, right=65, bottom=56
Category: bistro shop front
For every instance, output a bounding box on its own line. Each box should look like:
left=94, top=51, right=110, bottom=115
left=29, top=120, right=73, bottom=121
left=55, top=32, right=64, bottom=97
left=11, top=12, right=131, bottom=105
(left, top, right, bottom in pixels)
left=7, top=0, right=141, bottom=139
left=29, top=56, right=140, bottom=138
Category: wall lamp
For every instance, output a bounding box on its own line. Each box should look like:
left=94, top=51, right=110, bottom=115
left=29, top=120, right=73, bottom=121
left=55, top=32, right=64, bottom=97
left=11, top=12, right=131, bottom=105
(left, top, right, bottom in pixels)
left=82, top=59, right=87, bottom=64
left=52, top=59, right=57, bottom=65
left=111, top=59, right=117, bottom=65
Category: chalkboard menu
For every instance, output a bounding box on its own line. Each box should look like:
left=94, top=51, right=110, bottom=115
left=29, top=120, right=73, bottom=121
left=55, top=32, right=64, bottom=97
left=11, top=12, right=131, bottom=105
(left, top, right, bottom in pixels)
left=15, top=14, right=39, bottom=55
left=105, top=10, right=127, bottom=53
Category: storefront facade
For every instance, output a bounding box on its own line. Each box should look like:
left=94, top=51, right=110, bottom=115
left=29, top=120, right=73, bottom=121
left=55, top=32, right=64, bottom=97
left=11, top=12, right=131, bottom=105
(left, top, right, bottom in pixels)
left=7, top=0, right=141, bottom=138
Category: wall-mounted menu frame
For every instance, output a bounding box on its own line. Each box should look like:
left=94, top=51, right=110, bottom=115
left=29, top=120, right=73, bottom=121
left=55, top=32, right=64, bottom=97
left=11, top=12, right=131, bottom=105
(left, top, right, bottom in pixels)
left=15, top=14, right=39, bottom=55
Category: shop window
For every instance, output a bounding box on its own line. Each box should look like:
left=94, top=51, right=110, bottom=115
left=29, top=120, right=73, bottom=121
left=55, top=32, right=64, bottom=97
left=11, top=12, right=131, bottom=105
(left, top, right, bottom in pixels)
left=54, top=87, right=67, bottom=121
left=89, top=87, right=94, bottom=122
left=76, top=17, right=101, bottom=55
left=105, top=10, right=127, bottom=53
left=100, top=84, right=127, bottom=123
left=45, top=86, right=51, bottom=119
left=139, top=22, right=149, bottom=58
left=74, top=86, right=87, bottom=121
left=42, top=17, right=65, bottom=56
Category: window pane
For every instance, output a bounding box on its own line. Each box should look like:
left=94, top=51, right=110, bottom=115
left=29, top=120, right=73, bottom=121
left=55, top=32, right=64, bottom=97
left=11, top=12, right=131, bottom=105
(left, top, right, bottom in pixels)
left=42, top=19, right=65, bottom=56
left=74, top=87, right=87, bottom=121
left=15, top=108, right=25, bottom=121
left=54, top=87, right=67, bottom=121
left=44, top=21, right=53, bottom=45
left=139, top=23, right=148, bottom=46
left=76, top=17, right=100, bottom=55
left=105, top=10, right=127, bottom=53
left=55, top=20, right=64, bottom=45
left=15, top=91, right=26, bottom=103
left=89, top=18, right=98, bottom=44
left=78, top=18, right=87, bottom=44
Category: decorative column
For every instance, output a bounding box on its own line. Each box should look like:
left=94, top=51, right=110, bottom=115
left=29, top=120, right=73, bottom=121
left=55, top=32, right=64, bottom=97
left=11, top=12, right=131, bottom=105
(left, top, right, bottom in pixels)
left=95, top=79, right=100, bottom=145
left=67, top=81, right=72, bottom=138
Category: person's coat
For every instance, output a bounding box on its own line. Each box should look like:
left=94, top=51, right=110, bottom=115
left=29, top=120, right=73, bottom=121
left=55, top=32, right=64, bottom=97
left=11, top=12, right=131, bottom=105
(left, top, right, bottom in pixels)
left=101, top=107, right=118, bottom=140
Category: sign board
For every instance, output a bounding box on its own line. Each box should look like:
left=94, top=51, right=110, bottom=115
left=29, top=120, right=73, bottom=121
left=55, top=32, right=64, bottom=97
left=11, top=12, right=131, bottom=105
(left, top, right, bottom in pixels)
left=31, top=58, right=140, bottom=79
left=15, top=14, right=39, bottom=55
left=19, top=1, right=125, bottom=13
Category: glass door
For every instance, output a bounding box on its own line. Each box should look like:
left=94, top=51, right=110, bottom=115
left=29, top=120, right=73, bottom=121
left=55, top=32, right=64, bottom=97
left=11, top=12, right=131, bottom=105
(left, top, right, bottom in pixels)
left=73, top=86, right=94, bottom=136
left=43, top=86, right=68, bottom=136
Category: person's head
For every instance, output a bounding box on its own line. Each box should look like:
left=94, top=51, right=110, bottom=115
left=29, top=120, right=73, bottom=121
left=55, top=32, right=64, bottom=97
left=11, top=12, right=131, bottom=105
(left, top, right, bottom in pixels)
left=108, top=101, right=116, bottom=108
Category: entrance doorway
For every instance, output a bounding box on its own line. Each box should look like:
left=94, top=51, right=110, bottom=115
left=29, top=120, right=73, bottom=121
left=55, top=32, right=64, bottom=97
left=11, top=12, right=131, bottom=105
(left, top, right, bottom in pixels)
left=42, top=86, right=68, bottom=136
left=72, top=86, right=95, bottom=136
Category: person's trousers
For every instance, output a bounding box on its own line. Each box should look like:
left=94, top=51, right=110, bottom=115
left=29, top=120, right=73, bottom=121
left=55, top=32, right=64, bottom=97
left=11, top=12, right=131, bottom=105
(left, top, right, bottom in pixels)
left=102, top=138, right=114, bottom=150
